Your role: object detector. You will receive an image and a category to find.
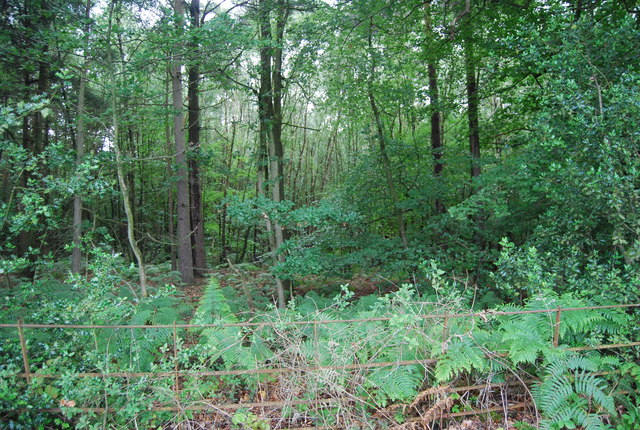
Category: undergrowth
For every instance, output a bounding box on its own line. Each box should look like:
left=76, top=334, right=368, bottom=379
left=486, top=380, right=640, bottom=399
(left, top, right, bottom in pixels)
left=0, top=258, right=638, bottom=429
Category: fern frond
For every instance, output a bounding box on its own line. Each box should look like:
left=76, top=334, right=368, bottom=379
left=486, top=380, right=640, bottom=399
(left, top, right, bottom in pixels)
left=192, top=279, right=238, bottom=325
left=367, top=365, right=424, bottom=403
left=573, top=371, right=615, bottom=414
left=534, top=354, right=615, bottom=429
left=434, top=336, right=487, bottom=383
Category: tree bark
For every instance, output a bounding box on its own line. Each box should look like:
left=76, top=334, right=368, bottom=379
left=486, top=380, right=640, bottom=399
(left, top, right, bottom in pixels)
left=465, top=27, right=481, bottom=180
left=187, top=0, right=207, bottom=276
left=107, top=0, right=147, bottom=297
left=17, top=71, right=33, bottom=262
left=257, top=0, right=289, bottom=308
left=367, top=22, right=409, bottom=249
left=270, top=0, right=290, bottom=306
left=172, top=0, right=194, bottom=285
left=165, top=68, right=177, bottom=271
left=424, top=1, right=446, bottom=214
left=220, top=121, right=236, bottom=263
left=71, top=0, right=90, bottom=274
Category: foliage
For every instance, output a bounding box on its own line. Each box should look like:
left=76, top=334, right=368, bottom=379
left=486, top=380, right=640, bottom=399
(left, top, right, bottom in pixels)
left=1, top=0, right=640, bottom=427
left=533, top=355, right=615, bottom=430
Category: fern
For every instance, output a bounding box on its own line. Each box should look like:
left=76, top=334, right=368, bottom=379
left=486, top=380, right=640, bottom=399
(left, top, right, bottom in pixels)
left=191, top=278, right=238, bottom=325
left=367, top=364, right=424, bottom=405
left=534, top=354, right=615, bottom=430
left=434, top=335, right=487, bottom=383
left=192, top=279, right=274, bottom=388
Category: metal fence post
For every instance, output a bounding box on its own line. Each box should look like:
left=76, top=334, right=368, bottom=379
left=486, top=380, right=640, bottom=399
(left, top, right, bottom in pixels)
left=442, top=314, right=449, bottom=343
left=553, top=307, right=561, bottom=347
left=173, top=321, right=179, bottom=395
left=17, top=319, right=31, bottom=384
left=313, top=321, right=319, bottom=365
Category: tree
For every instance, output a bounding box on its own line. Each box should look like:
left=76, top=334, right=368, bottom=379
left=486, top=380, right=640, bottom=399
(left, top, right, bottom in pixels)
left=424, top=1, right=445, bottom=214
left=367, top=18, right=409, bottom=249
left=187, top=0, right=207, bottom=277
left=171, top=0, right=195, bottom=285
left=71, top=0, right=92, bottom=274
left=464, top=12, right=481, bottom=181
left=256, top=0, right=291, bottom=307
left=106, top=0, right=147, bottom=297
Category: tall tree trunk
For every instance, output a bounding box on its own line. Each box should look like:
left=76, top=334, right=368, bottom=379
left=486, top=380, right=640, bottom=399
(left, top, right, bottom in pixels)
left=188, top=0, right=206, bottom=276
left=107, top=0, right=147, bottom=297
left=71, top=0, right=91, bottom=274
left=165, top=70, right=176, bottom=271
left=220, top=122, right=236, bottom=263
left=172, top=0, right=194, bottom=284
left=17, top=71, right=33, bottom=262
left=424, top=1, right=445, bottom=214
left=257, top=0, right=289, bottom=308
left=465, top=28, right=480, bottom=180
left=367, top=22, right=408, bottom=249
left=270, top=0, right=290, bottom=306
left=34, top=61, right=49, bottom=155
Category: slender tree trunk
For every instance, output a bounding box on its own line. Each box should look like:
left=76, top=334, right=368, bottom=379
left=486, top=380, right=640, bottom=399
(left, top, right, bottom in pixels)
left=573, top=0, right=583, bottom=21
left=320, top=129, right=338, bottom=193
left=292, top=108, right=307, bottom=203
left=34, top=61, right=48, bottom=155
left=424, top=1, right=445, bottom=214
left=72, top=0, right=91, bottom=273
left=270, top=0, right=290, bottom=308
left=237, top=227, right=250, bottom=263
left=220, top=122, right=235, bottom=263
left=257, top=0, right=289, bottom=308
left=18, top=71, right=33, bottom=262
left=256, top=14, right=274, bottom=255
left=367, top=23, right=408, bottom=249
left=71, top=53, right=87, bottom=272
left=18, top=59, right=49, bottom=267
left=127, top=127, right=136, bottom=229
left=106, top=1, right=147, bottom=297
left=171, top=0, right=194, bottom=284
left=465, top=29, right=480, bottom=180
left=188, top=0, right=206, bottom=276
left=369, top=91, right=409, bottom=249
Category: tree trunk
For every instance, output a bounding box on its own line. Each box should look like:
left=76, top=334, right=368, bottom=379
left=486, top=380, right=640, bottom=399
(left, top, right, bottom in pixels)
left=17, top=71, right=33, bottom=263
left=107, top=1, right=147, bottom=297
left=188, top=0, right=207, bottom=276
left=220, top=122, right=235, bottom=263
left=270, top=1, right=290, bottom=307
left=257, top=0, right=289, bottom=308
left=367, top=22, right=408, bottom=249
left=71, top=0, right=89, bottom=273
left=172, top=0, right=194, bottom=285
left=424, top=1, right=445, bottom=214
left=465, top=29, right=480, bottom=180
left=165, top=69, right=177, bottom=271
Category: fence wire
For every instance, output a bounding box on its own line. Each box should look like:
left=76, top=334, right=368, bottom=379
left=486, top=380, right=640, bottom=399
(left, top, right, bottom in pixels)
left=2, top=303, right=638, bottom=428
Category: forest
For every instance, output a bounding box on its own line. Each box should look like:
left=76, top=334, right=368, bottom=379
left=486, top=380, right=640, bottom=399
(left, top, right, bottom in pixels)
left=1, top=0, right=640, bottom=428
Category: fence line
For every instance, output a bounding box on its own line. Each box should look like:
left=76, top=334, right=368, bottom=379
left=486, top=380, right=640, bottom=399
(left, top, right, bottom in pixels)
left=9, top=341, right=640, bottom=380
left=1, top=303, right=637, bottom=329
left=3, top=303, right=639, bottom=426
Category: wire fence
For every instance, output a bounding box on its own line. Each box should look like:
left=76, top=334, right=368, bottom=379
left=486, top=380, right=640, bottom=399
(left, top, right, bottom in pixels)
left=2, top=303, right=639, bottom=428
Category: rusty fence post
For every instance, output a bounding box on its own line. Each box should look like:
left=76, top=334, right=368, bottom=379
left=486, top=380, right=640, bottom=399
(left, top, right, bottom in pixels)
left=17, top=319, right=31, bottom=384
left=173, top=321, right=179, bottom=395
left=313, top=321, right=319, bottom=365
left=313, top=320, right=320, bottom=420
left=442, top=314, right=449, bottom=344
left=553, top=307, right=561, bottom=347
